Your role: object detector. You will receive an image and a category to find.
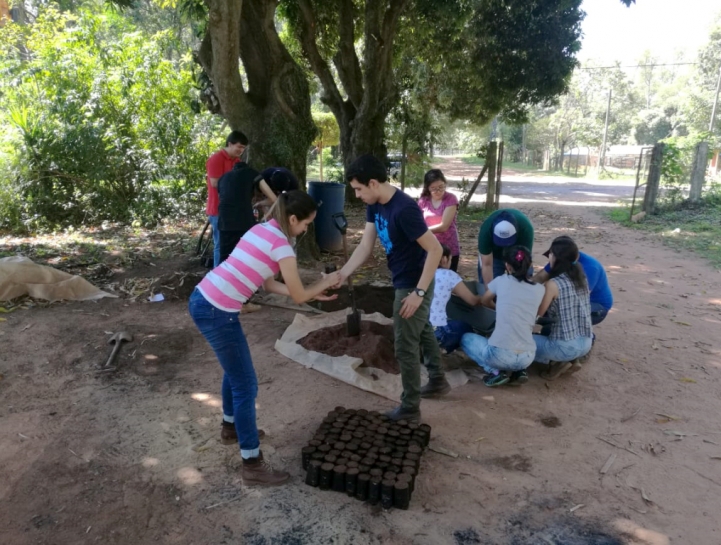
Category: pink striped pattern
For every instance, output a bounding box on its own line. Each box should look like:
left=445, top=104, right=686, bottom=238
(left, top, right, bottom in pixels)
left=197, top=220, right=295, bottom=312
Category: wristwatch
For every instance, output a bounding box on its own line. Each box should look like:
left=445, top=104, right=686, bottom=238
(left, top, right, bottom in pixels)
left=414, top=288, right=426, bottom=298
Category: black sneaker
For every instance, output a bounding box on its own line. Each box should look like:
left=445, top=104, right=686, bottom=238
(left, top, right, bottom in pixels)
left=508, top=370, right=529, bottom=385
left=483, top=372, right=510, bottom=387
left=384, top=405, right=421, bottom=423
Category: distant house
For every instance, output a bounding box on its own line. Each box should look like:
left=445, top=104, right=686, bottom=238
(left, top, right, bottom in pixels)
left=0, top=0, right=10, bottom=24
left=710, top=149, right=721, bottom=176
left=563, top=145, right=649, bottom=169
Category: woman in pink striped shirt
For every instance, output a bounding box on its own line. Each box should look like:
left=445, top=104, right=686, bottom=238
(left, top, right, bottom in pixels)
left=189, top=191, right=340, bottom=486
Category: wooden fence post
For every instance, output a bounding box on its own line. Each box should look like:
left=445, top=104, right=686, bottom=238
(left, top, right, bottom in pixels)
left=494, top=141, right=504, bottom=209
left=484, top=141, right=498, bottom=213
left=642, top=143, right=664, bottom=215
left=689, top=141, right=709, bottom=203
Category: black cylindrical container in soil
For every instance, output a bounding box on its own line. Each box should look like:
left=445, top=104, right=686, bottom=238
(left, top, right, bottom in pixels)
left=334, top=406, right=346, bottom=413
left=372, top=439, right=385, bottom=448
left=387, top=465, right=401, bottom=474
left=311, top=451, right=325, bottom=463
left=360, top=457, right=374, bottom=467
left=387, top=430, right=400, bottom=440
left=396, top=472, right=413, bottom=494
left=318, top=444, right=331, bottom=454
left=406, top=452, right=420, bottom=468
left=350, top=454, right=362, bottom=462
left=356, top=473, right=370, bottom=501
left=301, top=446, right=316, bottom=470
left=340, top=434, right=352, bottom=442
left=329, top=426, right=343, bottom=435
left=328, top=449, right=341, bottom=457
left=334, top=442, right=346, bottom=451
left=379, top=454, right=391, bottom=464
left=336, top=457, right=349, bottom=467
left=402, top=459, right=416, bottom=471
left=319, top=463, right=334, bottom=490
left=369, top=468, right=383, bottom=479
left=393, top=481, right=410, bottom=510
left=390, top=457, right=403, bottom=467
left=352, top=430, right=365, bottom=440
left=345, top=468, right=359, bottom=497
left=347, top=460, right=359, bottom=469
left=358, top=464, right=371, bottom=474
left=324, top=454, right=337, bottom=465
left=383, top=471, right=397, bottom=481
left=407, top=444, right=422, bottom=455
left=399, top=428, right=411, bottom=438
left=308, top=439, right=322, bottom=447
left=377, top=427, right=388, bottom=436
left=419, top=423, right=431, bottom=436
left=381, top=480, right=394, bottom=509
left=368, top=477, right=382, bottom=505
left=332, top=465, right=347, bottom=492
left=360, top=441, right=372, bottom=450
left=305, top=460, right=322, bottom=487
left=379, top=446, right=393, bottom=455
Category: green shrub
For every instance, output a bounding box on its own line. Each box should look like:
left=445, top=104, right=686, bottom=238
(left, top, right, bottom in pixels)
left=0, top=7, right=223, bottom=232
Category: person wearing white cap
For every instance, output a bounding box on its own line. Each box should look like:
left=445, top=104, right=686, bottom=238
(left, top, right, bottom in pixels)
left=477, top=209, right=534, bottom=286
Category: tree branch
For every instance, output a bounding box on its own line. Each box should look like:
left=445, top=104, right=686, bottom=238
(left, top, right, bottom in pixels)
left=201, top=0, right=249, bottom=128
left=295, top=0, right=346, bottom=118
left=332, top=0, right=363, bottom=108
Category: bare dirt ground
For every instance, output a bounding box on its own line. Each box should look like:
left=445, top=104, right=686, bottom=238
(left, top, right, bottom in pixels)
left=2, top=162, right=721, bottom=544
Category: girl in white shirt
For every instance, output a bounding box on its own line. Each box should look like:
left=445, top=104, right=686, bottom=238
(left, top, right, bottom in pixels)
left=460, top=246, right=545, bottom=387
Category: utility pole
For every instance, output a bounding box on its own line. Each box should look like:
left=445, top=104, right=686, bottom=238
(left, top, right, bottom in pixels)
left=709, top=66, right=721, bottom=133
left=597, top=88, right=612, bottom=176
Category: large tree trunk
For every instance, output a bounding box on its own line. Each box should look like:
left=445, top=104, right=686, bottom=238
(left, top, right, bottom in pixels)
left=295, top=0, right=409, bottom=202
left=198, top=0, right=315, bottom=186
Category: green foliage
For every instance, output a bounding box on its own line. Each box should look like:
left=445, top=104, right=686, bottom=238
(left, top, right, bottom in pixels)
left=659, top=133, right=711, bottom=197
left=0, top=7, right=222, bottom=232
left=312, top=110, right=340, bottom=148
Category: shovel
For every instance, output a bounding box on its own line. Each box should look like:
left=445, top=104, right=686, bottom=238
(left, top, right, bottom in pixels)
left=102, top=331, right=133, bottom=370
left=332, top=212, right=361, bottom=337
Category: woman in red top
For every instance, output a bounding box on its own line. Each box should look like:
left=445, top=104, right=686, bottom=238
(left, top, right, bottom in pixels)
left=418, top=169, right=460, bottom=271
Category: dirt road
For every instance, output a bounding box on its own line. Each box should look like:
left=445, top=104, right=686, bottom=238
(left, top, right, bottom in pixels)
left=1, top=179, right=720, bottom=544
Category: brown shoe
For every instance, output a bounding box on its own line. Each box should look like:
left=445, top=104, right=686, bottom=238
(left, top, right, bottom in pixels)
left=220, top=422, right=265, bottom=445
left=540, top=361, right=573, bottom=381
left=241, top=452, right=289, bottom=486
left=241, top=302, right=262, bottom=314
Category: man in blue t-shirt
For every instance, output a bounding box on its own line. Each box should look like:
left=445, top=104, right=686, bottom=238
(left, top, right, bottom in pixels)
left=335, top=155, right=447, bottom=422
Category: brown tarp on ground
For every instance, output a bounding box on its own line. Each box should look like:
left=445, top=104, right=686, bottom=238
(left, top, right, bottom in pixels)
left=0, top=256, right=117, bottom=302
left=275, top=309, right=468, bottom=402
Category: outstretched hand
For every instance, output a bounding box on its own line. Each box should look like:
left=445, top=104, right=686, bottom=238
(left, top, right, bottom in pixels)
left=309, top=290, right=338, bottom=302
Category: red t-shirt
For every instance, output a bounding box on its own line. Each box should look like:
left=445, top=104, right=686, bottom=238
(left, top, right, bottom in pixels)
left=205, top=149, right=239, bottom=216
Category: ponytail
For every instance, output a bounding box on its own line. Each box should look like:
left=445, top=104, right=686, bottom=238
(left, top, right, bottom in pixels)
left=503, top=245, right=534, bottom=284
left=269, top=190, right=317, bottom=240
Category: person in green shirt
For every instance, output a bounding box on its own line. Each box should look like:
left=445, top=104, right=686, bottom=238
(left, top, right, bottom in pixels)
left=477, top=209, right=534, bottom=286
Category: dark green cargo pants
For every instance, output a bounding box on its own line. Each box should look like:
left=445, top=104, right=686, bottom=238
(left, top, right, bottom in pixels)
left=393, top=280, right=444, bottom=411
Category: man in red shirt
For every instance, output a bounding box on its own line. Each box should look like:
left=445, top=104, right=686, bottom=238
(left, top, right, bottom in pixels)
left=206, top=131, right=248, bottom=267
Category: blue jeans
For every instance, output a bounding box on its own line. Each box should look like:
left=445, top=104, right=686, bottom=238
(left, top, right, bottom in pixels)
left=208, top=214, right=221, bottom=268
left=591, top=303, right=609, bottom=325
left=188, top=289, right=259, bottom=457
left=435, top=320, right=472, bottom=353
left=461, top=333, right=535, bottom=374
left=532, top=334, right=592, bottom=364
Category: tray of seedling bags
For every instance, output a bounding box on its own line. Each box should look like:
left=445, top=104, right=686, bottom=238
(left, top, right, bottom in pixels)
left=301, top=407, right=430, bottom=510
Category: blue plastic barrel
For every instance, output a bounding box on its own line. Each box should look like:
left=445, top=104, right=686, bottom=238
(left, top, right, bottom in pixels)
left=307, top=181, right=346, bottom=252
